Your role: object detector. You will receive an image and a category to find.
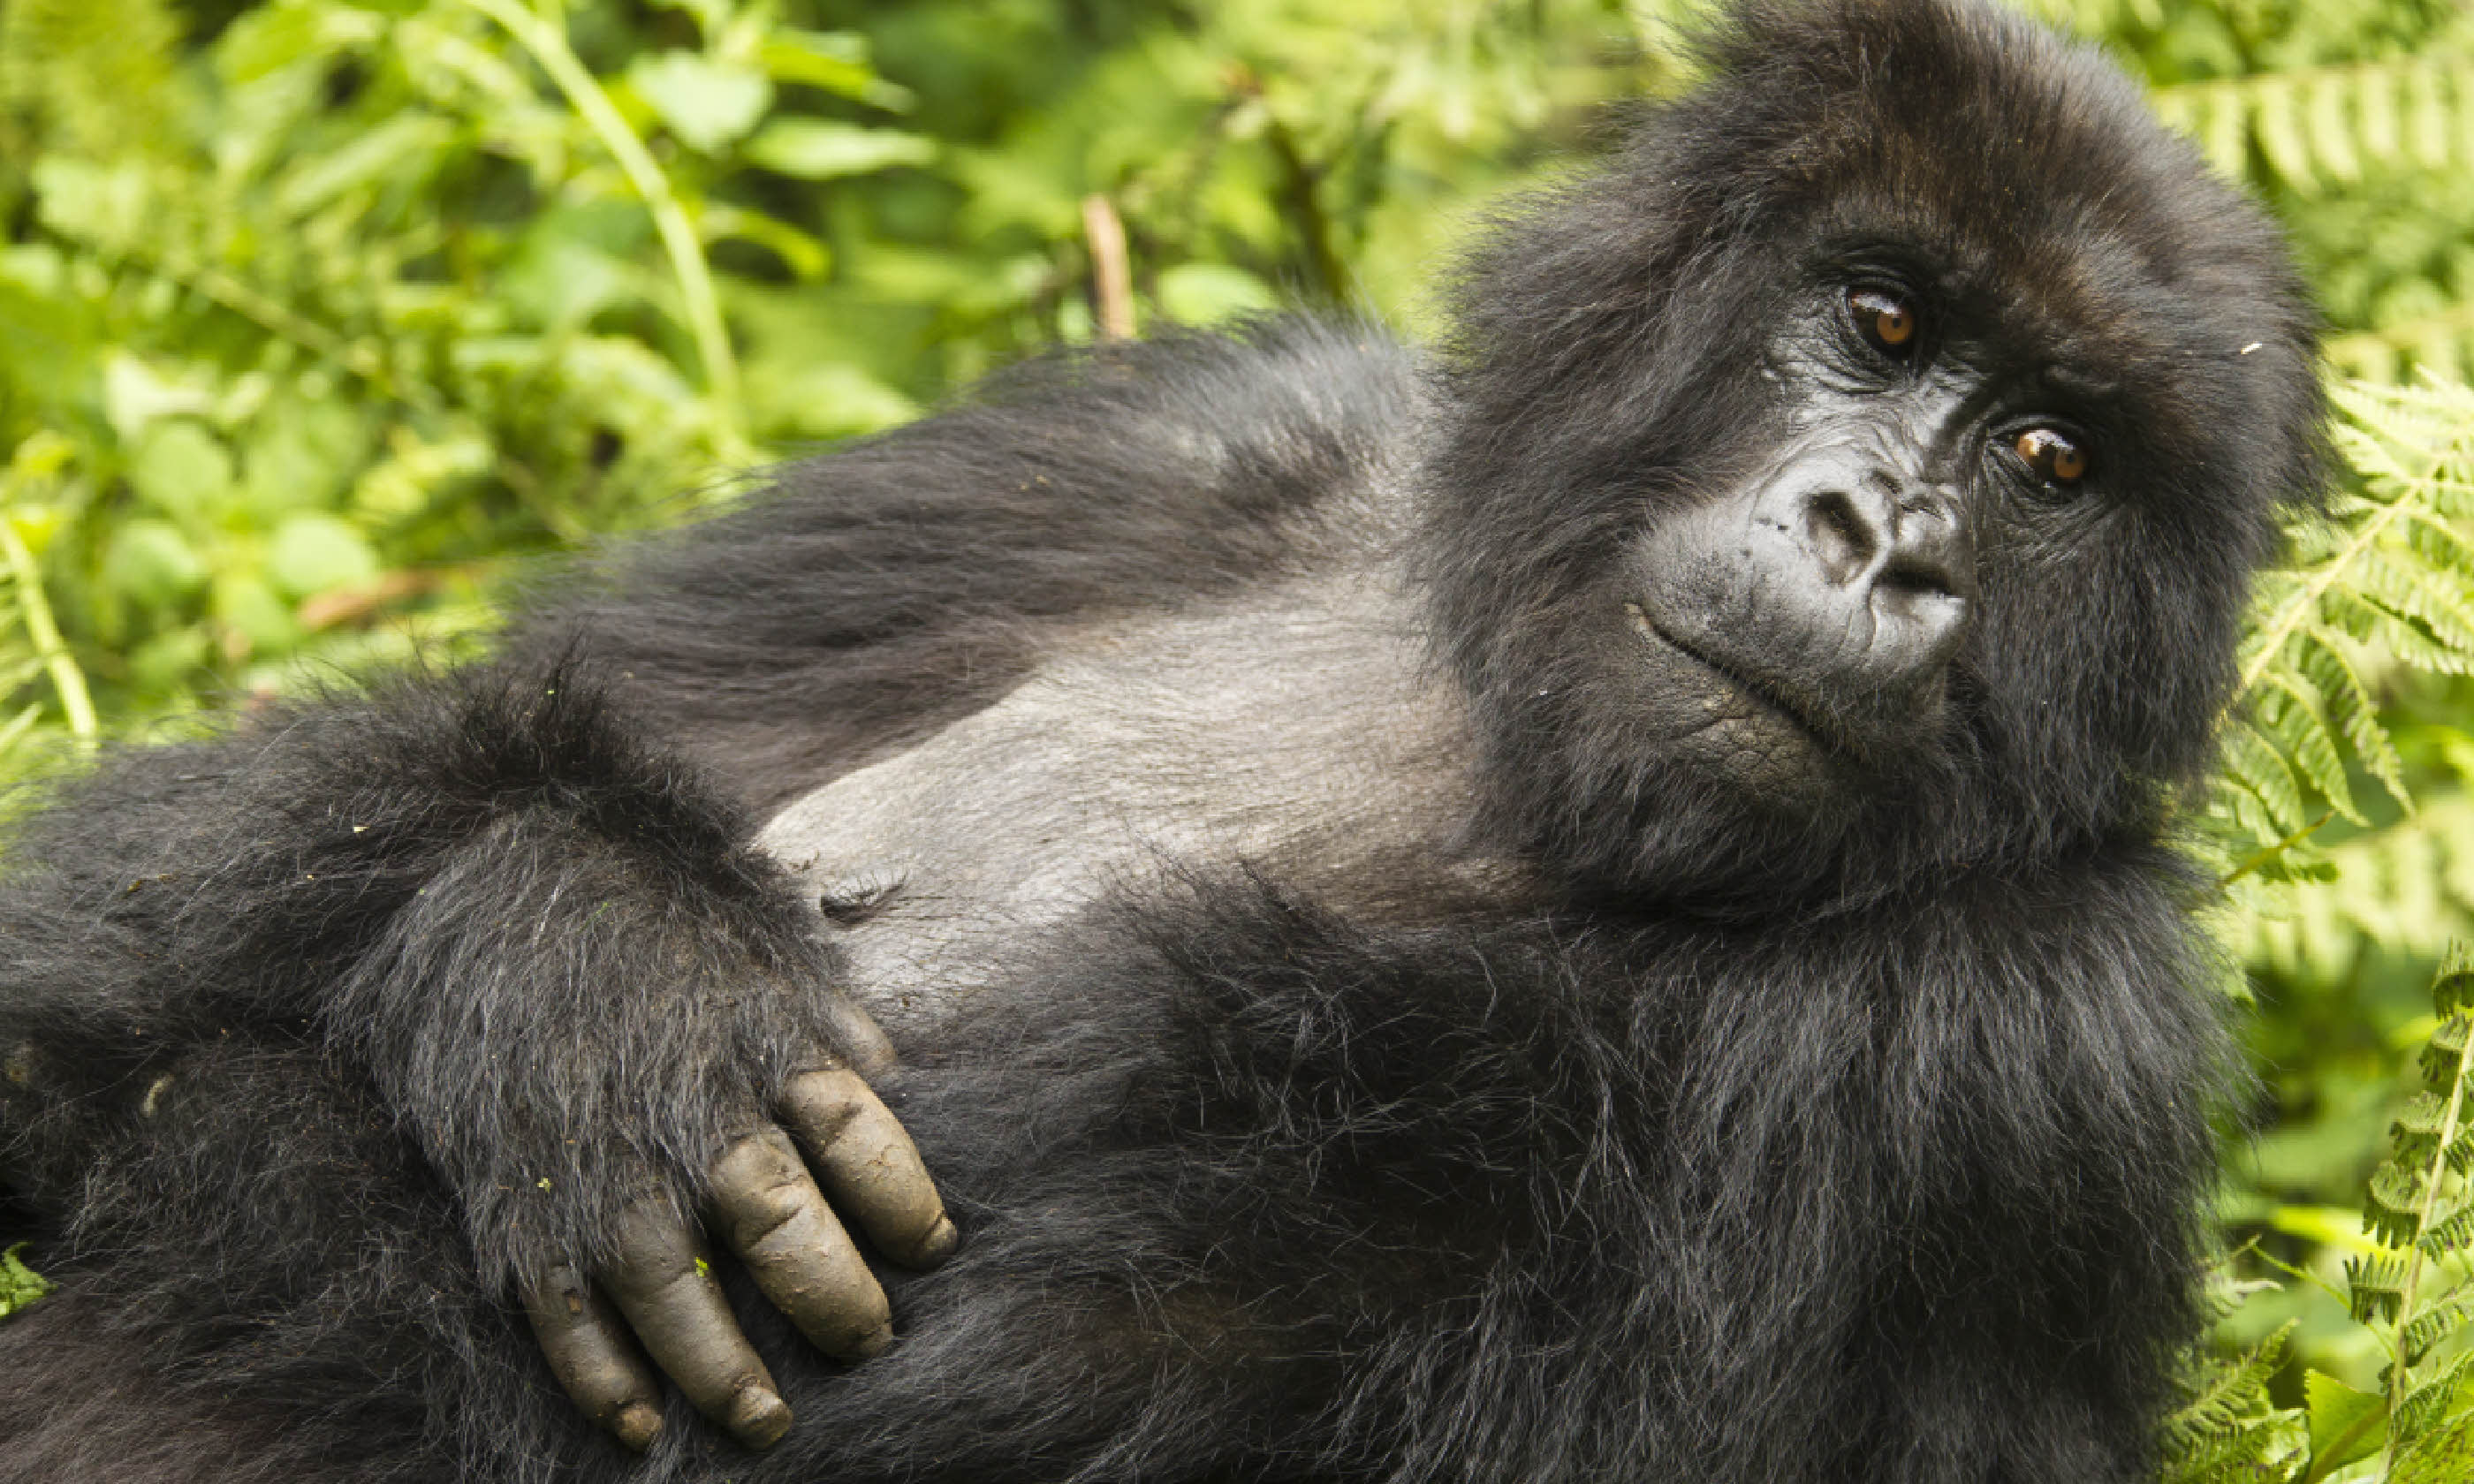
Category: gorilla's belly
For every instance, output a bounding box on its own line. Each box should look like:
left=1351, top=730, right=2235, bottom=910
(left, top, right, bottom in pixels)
left=754, top=573, right=1484, bottom=1029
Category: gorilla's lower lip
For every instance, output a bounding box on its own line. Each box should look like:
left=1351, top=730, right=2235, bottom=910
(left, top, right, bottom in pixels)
left=1624, top=602, right=1834, bottom=753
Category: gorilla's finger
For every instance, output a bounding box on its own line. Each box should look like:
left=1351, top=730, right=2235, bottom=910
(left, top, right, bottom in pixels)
left=822, top=997, right=899, bottom=1076
left=602, top=1201, right=793, bottom=1450
left=521, top=1267, right=665, bottom=1451
left=778, top=1066, right=959, bottom=1268
left=710, top=1126, right=893, bottom=1359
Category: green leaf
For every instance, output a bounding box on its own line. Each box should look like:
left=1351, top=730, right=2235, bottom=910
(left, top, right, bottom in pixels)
left=211, top=572, right=296, bottom=655
left=2395, top=1411, right=2474, bottom=1483
left=0, top=272, right=96, bottom=412
left=757, top=29, right=910, bottom=108
left=2162, top=1321, right=2304, bottom=1482
left=2293, top=628, right=2409, bottom=814
left=102, top=354, right=216, bottom=443
left=748, top=361, right=918, bottom=440
left=241, top=397, right=371, bottom=518
left=2430, top=1016, right=2473, bottom=1088
left=2258, top=674, right=2363, bottom=825
left=125, top=420, right=238, bottom=519
left=2403, top=1291, right=2474, bottom=1365
left=1157, top=263, right=1279, bottom=325
left=2306, top=1369, right=2385, bottom=1473
left=101, top=519, right=207, bottom=607
left=626, top=52, right=772, bottom=154
left=266, top=514, right=380, bottom=599
left=271, top=113, right=457, bottom=217
left=2420, top=1203, right=2474, bottom=1259
left=0, top=1244, right=52, bottom=1320
left=2222, top=717, right=2310, bottom=837
left=743, top=119, right=933, bottom=178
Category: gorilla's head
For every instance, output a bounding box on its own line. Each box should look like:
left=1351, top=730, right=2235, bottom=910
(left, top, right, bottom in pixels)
left=1423, top=0, right=2325, bottom=907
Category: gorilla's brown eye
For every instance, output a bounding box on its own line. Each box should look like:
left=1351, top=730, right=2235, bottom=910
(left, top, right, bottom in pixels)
left=2014, top=428, right=2091, bottom=486
left=1848, top=288, right=1917, bottom=356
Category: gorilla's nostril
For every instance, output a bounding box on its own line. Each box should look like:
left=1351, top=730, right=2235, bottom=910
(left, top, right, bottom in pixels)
left=1877, top=553, right=1962, bottom=604
left=1802, top=489, right=1877, bottom=587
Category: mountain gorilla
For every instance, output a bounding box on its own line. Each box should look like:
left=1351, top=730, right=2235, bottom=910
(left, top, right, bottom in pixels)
left=0, top=0, right=2320, bottom=1479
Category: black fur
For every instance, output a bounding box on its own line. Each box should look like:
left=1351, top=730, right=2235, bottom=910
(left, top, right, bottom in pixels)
left=0, top=2, right=2320, bottom=1480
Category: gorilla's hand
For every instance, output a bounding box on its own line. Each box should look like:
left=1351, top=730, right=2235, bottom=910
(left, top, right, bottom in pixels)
left=522, top=1051, right=955, bottom=1452
left=128, top=666, right=971, bottom=1453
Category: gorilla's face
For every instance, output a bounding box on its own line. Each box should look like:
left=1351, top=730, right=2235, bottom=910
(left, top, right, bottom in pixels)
left=1619, top=267, right=2007, bottom=799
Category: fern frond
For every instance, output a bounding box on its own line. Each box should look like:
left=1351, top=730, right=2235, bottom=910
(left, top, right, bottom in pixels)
left=2371, top=1161, right=2431, bottom=1247
left=2255, top=672, right=2364, bottom=825
left=2152, top=56, right=2474, bottom=193
left=2167, top=1323, right=2295, bottom=1442
left=2352, top=1252, right=2415, bottom=1325
left=2205, top=377, right=2474, bottom=905
left=2161, top=1321, right=2306, bottom=1484
left=2402, top=1290, right=2474, bottom=1365
left=2395, top=1351, right=2474, bottom=1442
left=2429, top=1018, right=2474, bottom=1090
left=2421, top=1202, right=2474, bottom=1259
left=2290, top=627, right=2408, bottom=807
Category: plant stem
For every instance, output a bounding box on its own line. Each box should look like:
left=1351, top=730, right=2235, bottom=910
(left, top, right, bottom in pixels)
left=2379, top=1008, right=2474, bottom=1478
left=460, top=0, right=746, bottom=450
left=2219, top=809, right=2335, bottom=888
left=2235, top=488, right=2413, bottom=703
left=0, top=520, right=96, bottom=754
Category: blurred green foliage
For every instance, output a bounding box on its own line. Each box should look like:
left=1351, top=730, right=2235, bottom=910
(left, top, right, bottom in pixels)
left=0, top=0, right=1664, bottom=758
left=11, top=0, right=2474, bottom=1473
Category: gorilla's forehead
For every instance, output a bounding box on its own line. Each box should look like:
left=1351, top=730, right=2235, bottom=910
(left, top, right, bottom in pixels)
left=1667, top=0, right=2313, bottom=450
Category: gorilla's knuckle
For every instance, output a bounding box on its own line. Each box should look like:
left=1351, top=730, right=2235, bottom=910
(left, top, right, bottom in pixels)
left=732, top=1183, right=816, bottom=1249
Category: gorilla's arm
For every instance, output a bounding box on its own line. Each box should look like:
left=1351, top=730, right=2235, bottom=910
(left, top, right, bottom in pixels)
left=0, top=318, right=1420, bottom=1450
left=507, top=321, right=1420, bottom=814
left=0, top=663, right=956, bottom=1447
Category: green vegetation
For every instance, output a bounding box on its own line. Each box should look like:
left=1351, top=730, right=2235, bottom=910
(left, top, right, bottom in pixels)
left=8, top=0, right=2474, bottom=1474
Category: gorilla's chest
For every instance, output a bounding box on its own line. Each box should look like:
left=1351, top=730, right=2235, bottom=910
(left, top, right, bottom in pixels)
left=753, top=573, right=1484, bottom=1027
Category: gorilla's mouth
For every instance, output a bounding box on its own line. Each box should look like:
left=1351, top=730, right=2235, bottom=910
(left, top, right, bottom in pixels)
left=1624, top=602, right=1838, bottom=757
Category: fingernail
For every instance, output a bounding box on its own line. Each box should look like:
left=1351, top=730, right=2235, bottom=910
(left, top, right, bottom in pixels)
left=613, top=1401, right=662, bottom=1451
left=917, top=1215, right=959, bottom=1265
left=729, top=1386, right=793, bottom=1448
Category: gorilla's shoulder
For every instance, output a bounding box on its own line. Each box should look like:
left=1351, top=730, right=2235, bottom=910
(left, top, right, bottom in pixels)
left=770, top=315, right=1425, bottom=528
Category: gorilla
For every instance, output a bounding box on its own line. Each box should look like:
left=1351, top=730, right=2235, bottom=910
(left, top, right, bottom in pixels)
left=0, top=0, right=2322, bottom=1480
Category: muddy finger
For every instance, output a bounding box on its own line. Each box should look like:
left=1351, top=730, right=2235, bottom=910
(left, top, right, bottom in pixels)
left=601, top=1201, right=792, bottom=1450
left=710, top=1126, right=892, bottom=1359
left=778, top=1066, right=958, bottom=1269
left=521, top=1266, right=665, bottom=1451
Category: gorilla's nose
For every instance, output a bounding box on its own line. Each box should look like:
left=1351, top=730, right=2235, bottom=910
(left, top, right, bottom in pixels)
left=1791, top=476, right=1974, bottom=686
left=1636, top=451, right=1978, bottom=756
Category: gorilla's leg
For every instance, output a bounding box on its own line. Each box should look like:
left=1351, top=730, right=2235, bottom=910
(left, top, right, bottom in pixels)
left=0, top=1042, right=533, bottom=1483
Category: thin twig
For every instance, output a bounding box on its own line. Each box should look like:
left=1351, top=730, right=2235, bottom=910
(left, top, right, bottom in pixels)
left=1081, top=193, right=1135, bottom=340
